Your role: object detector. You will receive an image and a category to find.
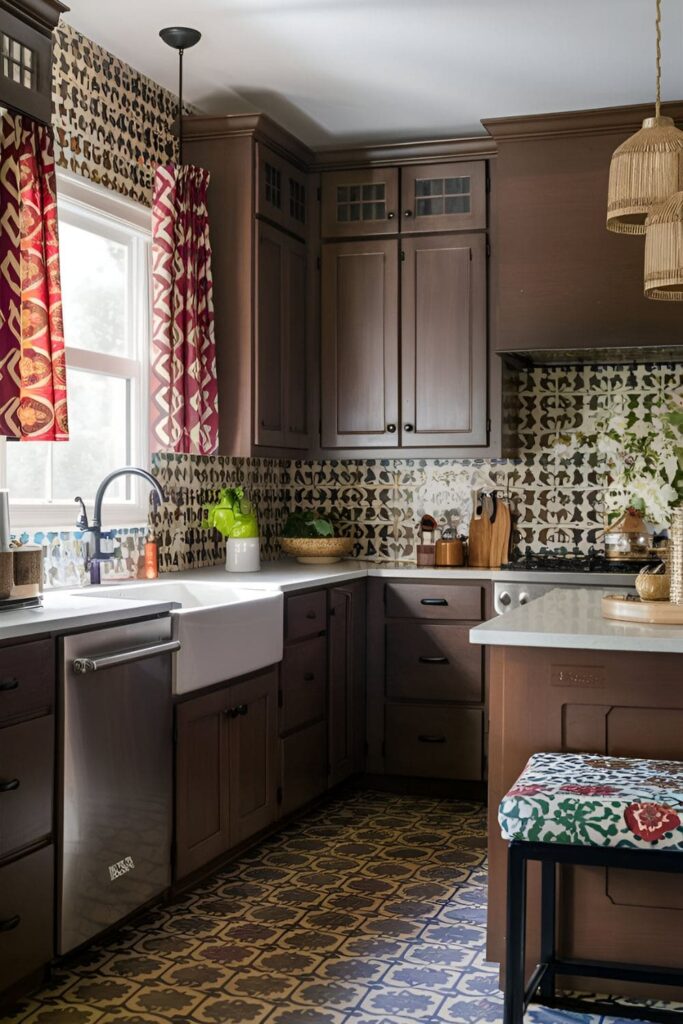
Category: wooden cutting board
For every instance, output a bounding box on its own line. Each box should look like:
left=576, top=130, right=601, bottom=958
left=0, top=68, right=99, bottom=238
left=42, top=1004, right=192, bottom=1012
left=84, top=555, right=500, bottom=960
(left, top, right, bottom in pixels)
left=489, top=498, right=511, bottom=569
left=602, top=594, right=683, bottom=624
left=468, top=495, right=492, bottom=568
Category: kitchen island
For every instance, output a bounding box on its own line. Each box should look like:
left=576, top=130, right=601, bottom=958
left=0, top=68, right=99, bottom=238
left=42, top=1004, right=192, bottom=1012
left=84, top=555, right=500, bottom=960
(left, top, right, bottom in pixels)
left=471, top=588, right=683, bottom=1000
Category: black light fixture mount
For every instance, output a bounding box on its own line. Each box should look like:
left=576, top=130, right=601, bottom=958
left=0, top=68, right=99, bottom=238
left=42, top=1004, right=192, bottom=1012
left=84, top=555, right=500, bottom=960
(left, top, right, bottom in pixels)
left=159, top=26, right=202, bottom=165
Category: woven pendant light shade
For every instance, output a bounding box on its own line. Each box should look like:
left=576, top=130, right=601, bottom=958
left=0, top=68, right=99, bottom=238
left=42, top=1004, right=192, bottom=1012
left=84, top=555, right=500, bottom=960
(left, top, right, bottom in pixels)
left=607, top=116, right=683, bottom=234
left=644, top=190, right=683, bottom=299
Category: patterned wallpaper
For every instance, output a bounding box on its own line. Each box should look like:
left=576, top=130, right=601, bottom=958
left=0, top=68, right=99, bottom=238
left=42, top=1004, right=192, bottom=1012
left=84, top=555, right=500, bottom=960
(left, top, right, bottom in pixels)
left=52, top=22, right=178, bottom=205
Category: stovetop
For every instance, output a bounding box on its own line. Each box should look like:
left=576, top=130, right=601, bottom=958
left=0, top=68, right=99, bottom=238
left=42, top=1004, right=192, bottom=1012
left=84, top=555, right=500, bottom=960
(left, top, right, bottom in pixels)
left=501, top=551, right=661, bottom=574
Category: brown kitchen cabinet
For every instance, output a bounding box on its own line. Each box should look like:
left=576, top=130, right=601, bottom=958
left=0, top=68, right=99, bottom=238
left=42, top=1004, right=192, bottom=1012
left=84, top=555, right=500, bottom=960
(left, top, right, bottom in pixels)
left=256, top=221, right=309, bottom=448
left=183, top=114, right=315, bottom=456
left=0, top=1, right=65, bottom=125
left=321, top=167, right=399, bottom=238
left=174, top=666, right=279, bottom=880
left=484, top=102, right=683, bottom=354
left=401, top=161, right=486, bottom=233
left=401, top=233, right=487, bottom=446
left=366, top=578, right=489, bottom=788
left=328, top=582, right=366, bottom=786
left=321, top=238, right=400, bottom=448
left=0, top=637, right=55, bottom=1000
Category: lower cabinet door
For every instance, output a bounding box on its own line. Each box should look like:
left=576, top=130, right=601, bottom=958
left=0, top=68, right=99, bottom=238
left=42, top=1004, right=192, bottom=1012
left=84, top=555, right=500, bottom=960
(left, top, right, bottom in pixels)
left=0, top=715, right=53, bottom=860
left=228, top=668, right=279, bottom=846
left=0, top=844, right=53, bottom=993
left=384, top=704, right=483, bottom=780
left=281, top=720, right=327, bottom=817
left=175, top=688, right=231, bottom=880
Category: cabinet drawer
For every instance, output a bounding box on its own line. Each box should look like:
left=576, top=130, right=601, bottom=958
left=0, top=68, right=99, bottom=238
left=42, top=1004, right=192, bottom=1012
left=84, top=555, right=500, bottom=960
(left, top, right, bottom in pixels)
left=285, top=590, right=327, bottom=641
left=0, top=715, right=54, bottom=860
left=0, top=639, right=54, bottom=727
left=280, top=636, right=327, bottom=734
left=384, top=704, right=482, bottom=780
left=386, top=623, right=483, bottom=703
left=281, top=720, right=327, bottom=816
left=385, top=582, right=483, bottom=621
left=0, top=843, right=53, bottom=992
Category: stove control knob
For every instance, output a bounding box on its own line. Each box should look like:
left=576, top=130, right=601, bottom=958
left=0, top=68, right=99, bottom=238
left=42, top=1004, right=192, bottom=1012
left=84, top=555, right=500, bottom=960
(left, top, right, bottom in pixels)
left=499, top=591, right=512, bottom=607
left=519, top=592, right=530, bottom=606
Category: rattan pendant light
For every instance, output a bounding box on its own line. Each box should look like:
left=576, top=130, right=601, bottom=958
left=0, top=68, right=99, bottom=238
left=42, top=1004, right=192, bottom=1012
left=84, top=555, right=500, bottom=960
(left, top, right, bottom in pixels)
left=606, top=0, right=683, bottom=235
left=644, top=190, right=683, bottom=299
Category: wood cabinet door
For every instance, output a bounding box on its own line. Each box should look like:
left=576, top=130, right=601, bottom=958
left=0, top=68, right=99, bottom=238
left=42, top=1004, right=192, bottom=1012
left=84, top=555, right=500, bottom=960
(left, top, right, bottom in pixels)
left=280, top=720, right=327, bottom=817
left=175, top=688, right=231, bottom=880
left=401, top=161, right=486, bottom=232
left=255, top=223, right=310, bottom=449
left=321, top=168, right=399, bottom=238
left=401, top=233, right=487, bottom=446
left=256, top=143, right=308, bottom=239
left=321, top=239, right=399, bottom=448
left=228, top=668, right=279, bottom=846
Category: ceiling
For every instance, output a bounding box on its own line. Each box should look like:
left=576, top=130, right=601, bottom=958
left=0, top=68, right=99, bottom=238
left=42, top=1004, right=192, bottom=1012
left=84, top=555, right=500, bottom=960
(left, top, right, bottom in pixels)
left=63, top=0, right=683, bottom=148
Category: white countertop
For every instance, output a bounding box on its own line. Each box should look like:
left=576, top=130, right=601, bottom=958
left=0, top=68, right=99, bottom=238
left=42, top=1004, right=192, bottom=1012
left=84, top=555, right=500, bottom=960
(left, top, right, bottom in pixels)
left=0, top=590, right=175, bottom=644
left=470, top=587, right=683, bottom=653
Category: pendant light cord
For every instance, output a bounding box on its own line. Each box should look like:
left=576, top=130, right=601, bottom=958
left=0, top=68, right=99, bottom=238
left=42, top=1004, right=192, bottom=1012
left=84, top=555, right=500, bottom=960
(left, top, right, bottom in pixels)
left=655, top=0, right=662, bottom=119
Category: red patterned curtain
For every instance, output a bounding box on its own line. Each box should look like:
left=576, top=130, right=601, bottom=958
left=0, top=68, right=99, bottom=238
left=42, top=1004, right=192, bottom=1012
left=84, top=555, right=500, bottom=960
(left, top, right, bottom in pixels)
left=0, top=113, right=68, bottom=440
left=150, top=163, right=218, bottom=455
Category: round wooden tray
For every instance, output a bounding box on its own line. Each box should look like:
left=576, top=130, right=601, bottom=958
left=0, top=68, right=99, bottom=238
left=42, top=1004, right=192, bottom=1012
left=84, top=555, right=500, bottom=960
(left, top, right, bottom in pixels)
left=602, top=594, right=683, bottom=625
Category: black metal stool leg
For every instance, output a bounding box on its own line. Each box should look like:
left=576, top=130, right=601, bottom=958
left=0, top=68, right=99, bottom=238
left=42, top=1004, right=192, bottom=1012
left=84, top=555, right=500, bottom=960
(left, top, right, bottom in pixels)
left=504, top=841, right=527, bottom=1024
left=538, top=857, right=556, bottom=1001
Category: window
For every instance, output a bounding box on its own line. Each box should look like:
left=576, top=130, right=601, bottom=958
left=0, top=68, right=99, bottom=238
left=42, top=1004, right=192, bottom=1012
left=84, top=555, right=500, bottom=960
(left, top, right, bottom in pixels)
left=0, top=170, right=151, bottom=528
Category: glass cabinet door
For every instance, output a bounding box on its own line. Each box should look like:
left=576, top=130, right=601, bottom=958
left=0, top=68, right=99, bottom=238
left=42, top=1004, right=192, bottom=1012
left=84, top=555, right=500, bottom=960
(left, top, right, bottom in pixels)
left=401, top=161, right=486, bottom=232
left=257, top=143, right=308, bottom=239
left=321, top=168, right=399, bottom=238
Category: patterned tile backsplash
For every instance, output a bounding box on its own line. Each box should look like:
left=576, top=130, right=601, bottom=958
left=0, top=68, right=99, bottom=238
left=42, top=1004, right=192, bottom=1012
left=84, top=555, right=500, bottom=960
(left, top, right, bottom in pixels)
left=14, top=362, right=683, bottom=586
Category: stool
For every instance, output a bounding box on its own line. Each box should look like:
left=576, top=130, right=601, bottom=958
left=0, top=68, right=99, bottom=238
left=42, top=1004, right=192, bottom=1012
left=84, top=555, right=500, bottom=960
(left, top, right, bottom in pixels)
left=499, top=751, right=683, bottom=1024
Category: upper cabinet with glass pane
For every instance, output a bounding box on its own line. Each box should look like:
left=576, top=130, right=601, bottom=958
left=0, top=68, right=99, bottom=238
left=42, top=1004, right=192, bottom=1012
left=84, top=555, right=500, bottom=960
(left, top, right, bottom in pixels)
left=0, top=1, right=64, bottom=124
left=401, top=161, right=486, bottom=233
left=321, top=169, right=399, bottom=238
left=256, top=143, right=308, bottom=240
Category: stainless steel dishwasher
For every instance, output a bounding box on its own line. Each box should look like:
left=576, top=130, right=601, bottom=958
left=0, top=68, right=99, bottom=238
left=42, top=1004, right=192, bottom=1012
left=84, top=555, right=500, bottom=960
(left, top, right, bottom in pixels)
left=58, top=617, right=179, bottom=955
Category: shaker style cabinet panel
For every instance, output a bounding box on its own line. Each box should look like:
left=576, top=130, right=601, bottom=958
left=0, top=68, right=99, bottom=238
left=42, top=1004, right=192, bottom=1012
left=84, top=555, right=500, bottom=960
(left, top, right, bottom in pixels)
left=0, top=844, right=53, bottom=995
left=321, top=239, right=399, bottom=448
left=401, top=233, right=488, bottom=446
left=401, top=161, right=486, bottom=233
left=256, top=143, right=308, bottom=239
left=321, top=168, right=399, bottom=238
left=255, top=222, right=310, bottom=449
left=227, top=669, right=279, bottom=846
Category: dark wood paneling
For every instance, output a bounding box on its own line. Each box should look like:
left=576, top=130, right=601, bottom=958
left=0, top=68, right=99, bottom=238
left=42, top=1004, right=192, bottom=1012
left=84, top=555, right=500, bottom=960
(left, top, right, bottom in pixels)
left=401, top=161, right=486, bottom=232
left=0, top=715, right=53, bottom=860
left=385, top=581, right=484, bottom=620
left=385, top=622, right=483, bottom=703
left=321, top=167, right=399, bottom=238
left=280, top=636, right=327, bottom=735
left=286, top=240, right=309, bottom=443
left=384, top=703, right=483, bottom=780
left=285, top=590, right=327, bottom=642
left=0, top=843, right=53, bottom=993
left=321, top=239, right=399, bottom=448
left=281, top=719, right=327, bottom=816
left=328, top=586, right=355, bottom=786
left=228, top=669, right=279, bottom=845
left=0, top=639, right=53, bottom=728
left=256, top=222, right=284, bottom=442
left=401, top=233, right=487, bottom=446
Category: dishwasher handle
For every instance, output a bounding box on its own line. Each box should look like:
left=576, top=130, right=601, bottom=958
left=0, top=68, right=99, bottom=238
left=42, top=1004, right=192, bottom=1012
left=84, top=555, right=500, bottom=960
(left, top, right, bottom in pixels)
left=73, top=639, right=181, bottom=675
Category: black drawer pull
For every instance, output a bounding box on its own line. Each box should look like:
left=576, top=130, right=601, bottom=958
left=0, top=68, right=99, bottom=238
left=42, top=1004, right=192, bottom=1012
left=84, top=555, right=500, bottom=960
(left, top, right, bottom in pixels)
left=418, top=734, right=447, bottom=744
left=0, top=678, right=18, bottom=692
left=238, top=704, right=248, bottom=716
left=304, top=673, right=315, bottom=682
left=0, top=915, right=20, bottom=933
left=420, top=598, right=448, bottom=606
left=224, top=707, right=239, bottom=718
left=305, top=611, right=317, bottom=620
left=0, top=779, right=19, bottom=793
left=418, top=656, right=449, bottom=665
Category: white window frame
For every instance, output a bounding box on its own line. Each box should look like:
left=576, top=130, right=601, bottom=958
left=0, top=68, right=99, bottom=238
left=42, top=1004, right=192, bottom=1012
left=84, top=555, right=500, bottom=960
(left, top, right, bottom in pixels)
left=0, top=169, right=152, bottom=530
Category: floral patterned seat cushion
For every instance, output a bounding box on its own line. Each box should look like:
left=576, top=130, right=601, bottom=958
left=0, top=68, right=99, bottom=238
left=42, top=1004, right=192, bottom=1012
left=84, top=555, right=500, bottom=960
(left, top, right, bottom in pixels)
left=499, top=752, right=683, bottom=850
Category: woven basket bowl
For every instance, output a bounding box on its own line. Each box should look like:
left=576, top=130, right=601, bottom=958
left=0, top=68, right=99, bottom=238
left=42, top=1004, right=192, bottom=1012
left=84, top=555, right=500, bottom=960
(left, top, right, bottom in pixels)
left=280, top=537, right=354, bottom=564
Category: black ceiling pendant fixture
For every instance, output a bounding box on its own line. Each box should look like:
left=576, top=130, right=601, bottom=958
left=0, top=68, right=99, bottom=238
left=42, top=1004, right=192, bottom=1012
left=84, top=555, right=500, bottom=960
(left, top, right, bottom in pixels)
left=159, top=26, right=201, bottom=165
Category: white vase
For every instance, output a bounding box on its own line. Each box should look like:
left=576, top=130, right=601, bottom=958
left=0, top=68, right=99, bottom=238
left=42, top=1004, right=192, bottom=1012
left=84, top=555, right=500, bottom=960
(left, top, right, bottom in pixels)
left=225, top=537, right=260, bottom=573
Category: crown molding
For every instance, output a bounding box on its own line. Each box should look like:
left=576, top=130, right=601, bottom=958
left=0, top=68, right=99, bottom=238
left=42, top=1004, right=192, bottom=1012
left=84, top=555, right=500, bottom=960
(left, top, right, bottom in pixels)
left=0, top=0, right=68, bottom=35
left=182, top=112, right=315, bottom=168
left=313, top=134, right=496, bottom=169
left=482, top=100, right=683, bottom=142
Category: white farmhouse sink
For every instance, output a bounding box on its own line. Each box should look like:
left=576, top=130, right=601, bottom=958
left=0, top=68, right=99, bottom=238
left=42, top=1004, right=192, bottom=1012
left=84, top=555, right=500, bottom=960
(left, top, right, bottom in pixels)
left=80, top=581, right=283, bottom=694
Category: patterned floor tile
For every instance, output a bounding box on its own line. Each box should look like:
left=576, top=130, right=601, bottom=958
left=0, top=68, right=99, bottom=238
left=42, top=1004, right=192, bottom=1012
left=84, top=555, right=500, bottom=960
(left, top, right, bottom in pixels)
left=3, top=792, right=660, bottom=1024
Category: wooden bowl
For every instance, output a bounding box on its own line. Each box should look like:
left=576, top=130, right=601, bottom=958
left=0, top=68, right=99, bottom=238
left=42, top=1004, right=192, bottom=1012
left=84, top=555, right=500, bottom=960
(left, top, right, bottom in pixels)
left=280, top=537, right=354, bottom=564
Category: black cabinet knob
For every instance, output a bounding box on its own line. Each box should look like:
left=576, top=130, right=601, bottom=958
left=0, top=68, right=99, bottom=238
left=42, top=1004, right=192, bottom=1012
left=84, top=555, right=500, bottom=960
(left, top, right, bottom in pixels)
left=0, top=678, right=18, bottom=692
left=386, top=424, right=396, bottom=433
left=0, top=779, right=19, bottom=793
left=387, top=211, right=395, bottom=219
left=0, top=915, right=20, bottom=933
left=404, top=210, right=413, bottom=218
left=404, top=423, right=414, bottom=432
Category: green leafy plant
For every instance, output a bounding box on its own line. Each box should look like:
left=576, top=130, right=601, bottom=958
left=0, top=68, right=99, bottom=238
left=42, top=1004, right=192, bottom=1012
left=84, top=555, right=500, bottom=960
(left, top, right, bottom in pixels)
left=282, top=509, right=344, bottom=539
left=201, top=488, right=259, bottom=539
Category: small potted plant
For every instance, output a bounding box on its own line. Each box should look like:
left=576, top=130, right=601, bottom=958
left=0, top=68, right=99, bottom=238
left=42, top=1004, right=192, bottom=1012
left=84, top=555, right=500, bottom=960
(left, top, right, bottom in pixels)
left=280, top=509, right=353, bottom=564
left=202, top=487, right=260, bottom=572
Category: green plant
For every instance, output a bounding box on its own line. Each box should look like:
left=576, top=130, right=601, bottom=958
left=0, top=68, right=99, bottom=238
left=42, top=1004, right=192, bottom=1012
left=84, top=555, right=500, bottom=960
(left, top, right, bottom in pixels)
left=282, top=509, right=344, bottom=539
left=201, top=488, right=259, bottom=539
